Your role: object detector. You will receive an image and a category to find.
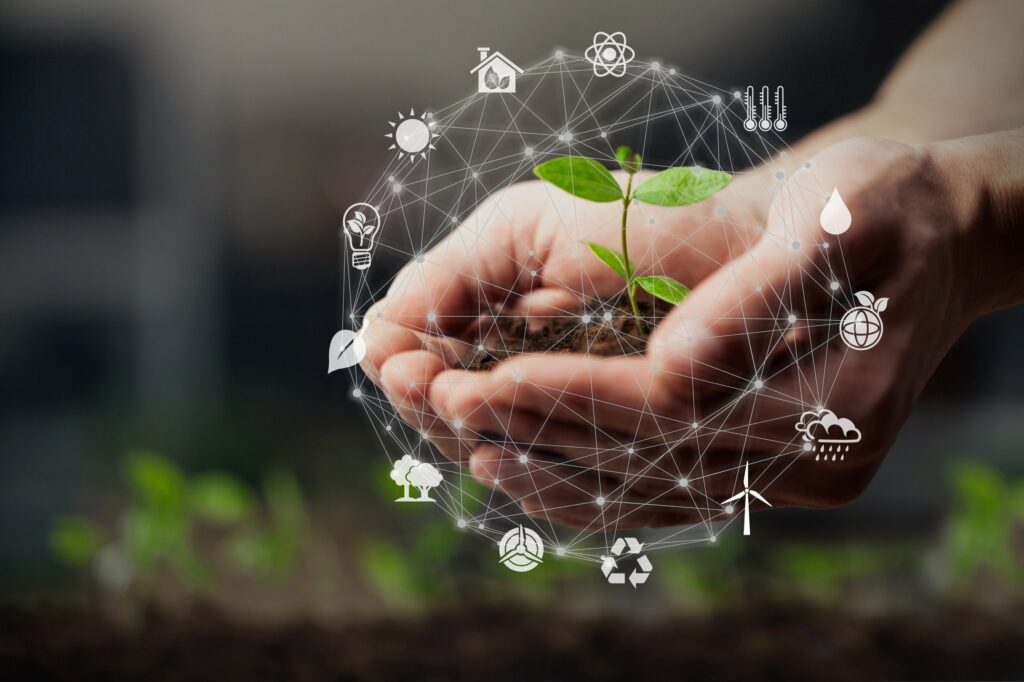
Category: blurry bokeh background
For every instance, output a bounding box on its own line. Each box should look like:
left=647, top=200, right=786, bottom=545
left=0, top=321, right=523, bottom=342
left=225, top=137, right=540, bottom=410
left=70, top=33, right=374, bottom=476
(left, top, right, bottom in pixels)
left=3, top=0, right=1024, bottom=675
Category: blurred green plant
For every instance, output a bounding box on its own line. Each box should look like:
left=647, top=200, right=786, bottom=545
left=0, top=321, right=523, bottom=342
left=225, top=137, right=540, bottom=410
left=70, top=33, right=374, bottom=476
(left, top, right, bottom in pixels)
left=657, top=534, right=742, bottom=611
left=49, top=451, right=308, bottom=591
left=943, top=460, right=1024, bottom=589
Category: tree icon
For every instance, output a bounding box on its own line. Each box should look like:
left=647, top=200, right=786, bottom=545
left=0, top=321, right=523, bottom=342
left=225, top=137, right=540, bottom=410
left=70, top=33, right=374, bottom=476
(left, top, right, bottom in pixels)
left=390, top=455, right=443, bottom=502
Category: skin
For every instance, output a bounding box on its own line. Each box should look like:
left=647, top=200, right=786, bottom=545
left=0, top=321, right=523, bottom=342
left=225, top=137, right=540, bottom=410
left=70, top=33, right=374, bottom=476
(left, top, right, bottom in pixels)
left=359, top=0, right=1024, bottom=530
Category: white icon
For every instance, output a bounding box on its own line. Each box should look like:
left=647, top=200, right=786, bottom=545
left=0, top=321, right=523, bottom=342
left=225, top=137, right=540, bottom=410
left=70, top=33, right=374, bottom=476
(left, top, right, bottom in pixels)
left=471, top=47, right=522, bottom=94
left=600, top=537, right=652, bottom=587
left=820, top=187, right=853, bottom=235
left=328, top=328, right=366, bottom=373
left=795, top=408, right=862, bottom=462
left=498, top=525, right=544, bottom=572
left=723, top=462, right=770, bottom=536
left=390, top=454, right=443, bottom=502
left=840, top=290, right=887, bottom=351
left=742, top=85, right=787, bottom=133
left=386, top=109, right=436, bottom=163
left=343, top=203, right=380, bottom=270
left=585, top=31, right=635, bottom=78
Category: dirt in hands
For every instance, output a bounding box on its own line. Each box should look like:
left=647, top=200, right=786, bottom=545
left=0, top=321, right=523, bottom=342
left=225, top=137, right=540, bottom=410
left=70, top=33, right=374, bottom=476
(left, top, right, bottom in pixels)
left=465, top=296, right=671, bottom=371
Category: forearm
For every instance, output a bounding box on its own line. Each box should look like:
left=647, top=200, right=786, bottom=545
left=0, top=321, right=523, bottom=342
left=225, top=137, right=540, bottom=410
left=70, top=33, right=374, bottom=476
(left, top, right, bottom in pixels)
left=930, top=128, right=1024, bottom=316
left=792, top=0, right=1024, bottom=160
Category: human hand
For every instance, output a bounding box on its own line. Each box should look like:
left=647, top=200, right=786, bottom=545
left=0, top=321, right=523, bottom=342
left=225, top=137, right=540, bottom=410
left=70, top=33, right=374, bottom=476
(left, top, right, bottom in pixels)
left=433, top=136, right=988, bottom=529
left=359, top=172, right=763, bottom=470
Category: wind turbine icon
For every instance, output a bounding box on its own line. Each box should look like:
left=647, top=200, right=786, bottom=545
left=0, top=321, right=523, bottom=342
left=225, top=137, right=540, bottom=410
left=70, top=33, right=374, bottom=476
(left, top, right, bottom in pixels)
left=724, top=462, right=771, bottom=536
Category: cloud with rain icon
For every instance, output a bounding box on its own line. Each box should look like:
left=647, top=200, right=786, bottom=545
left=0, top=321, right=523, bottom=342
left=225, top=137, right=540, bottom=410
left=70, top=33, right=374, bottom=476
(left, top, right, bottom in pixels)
left=795, top=408, right=861, bottom=462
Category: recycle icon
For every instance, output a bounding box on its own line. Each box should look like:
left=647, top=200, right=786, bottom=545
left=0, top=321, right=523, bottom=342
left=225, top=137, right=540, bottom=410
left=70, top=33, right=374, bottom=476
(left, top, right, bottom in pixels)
left=601, top=537, right=653, bottom=588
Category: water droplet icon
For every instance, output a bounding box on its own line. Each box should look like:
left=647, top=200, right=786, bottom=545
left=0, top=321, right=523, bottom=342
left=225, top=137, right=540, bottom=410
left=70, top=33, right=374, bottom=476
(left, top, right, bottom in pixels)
left=820, top=187, right=852, bottom=235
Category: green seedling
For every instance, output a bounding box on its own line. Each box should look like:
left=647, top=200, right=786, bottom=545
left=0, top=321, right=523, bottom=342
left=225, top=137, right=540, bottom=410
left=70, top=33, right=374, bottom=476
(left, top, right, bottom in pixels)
left=533, top=147, right=731, bottom=332
left=50, top=450, right=308, bottom=590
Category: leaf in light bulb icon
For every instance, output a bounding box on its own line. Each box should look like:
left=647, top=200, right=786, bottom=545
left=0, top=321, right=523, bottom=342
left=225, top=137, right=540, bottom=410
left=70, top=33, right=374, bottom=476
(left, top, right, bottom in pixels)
left=342, top=203, right=381, bottom=270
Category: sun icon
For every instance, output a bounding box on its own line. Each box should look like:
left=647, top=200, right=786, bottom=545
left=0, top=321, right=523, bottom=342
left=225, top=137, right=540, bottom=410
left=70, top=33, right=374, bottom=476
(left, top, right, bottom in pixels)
left=386, top=109, right=436, bottom=163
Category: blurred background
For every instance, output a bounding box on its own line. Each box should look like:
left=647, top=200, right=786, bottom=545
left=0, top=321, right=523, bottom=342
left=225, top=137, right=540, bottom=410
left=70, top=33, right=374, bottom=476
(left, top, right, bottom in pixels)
left=3, top=0, right=1024, bottom=678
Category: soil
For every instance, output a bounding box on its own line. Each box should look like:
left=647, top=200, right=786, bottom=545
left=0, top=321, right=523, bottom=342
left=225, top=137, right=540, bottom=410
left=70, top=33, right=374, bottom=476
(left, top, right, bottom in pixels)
left=466, top=297, right=669, bottom=371
left=2, top=601, right=1023, bottom=681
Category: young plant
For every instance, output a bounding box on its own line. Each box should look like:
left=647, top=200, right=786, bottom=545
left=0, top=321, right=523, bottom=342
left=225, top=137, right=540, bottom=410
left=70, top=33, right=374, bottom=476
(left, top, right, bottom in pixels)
left=533, top=146, right=731, bottom=332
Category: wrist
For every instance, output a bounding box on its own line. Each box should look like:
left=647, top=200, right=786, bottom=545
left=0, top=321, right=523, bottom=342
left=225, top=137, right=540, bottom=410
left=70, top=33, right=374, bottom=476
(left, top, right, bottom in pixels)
left=927, top=130, right=1024, bottom=317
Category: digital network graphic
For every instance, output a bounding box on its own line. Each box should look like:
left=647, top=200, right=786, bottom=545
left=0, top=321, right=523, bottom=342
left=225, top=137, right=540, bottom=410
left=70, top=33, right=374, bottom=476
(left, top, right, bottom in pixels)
left=333, top=36, right=886, bottom=575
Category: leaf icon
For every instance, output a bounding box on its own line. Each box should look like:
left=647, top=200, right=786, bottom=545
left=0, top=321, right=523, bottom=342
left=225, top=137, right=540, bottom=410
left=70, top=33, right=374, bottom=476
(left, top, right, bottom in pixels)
left=874, top=297, right=889, bottom=312
left=854, top=291, right=875, bottom=307
left=484, top=67, right=500, bottom=90
left=346, top=219, right=364, bottom=235
left=353, top=210, right=366, bottom=223
left=499, top=75, right=510, bottom=89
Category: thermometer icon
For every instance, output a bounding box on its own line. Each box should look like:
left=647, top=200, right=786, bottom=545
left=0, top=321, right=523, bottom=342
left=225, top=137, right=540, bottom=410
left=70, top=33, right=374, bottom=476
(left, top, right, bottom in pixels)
left=742, top=85, right=788, bottom=133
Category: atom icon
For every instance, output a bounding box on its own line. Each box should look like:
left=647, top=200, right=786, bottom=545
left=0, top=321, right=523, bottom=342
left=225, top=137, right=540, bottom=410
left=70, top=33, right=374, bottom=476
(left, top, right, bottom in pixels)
left=585, top=31, right=635, bottom=77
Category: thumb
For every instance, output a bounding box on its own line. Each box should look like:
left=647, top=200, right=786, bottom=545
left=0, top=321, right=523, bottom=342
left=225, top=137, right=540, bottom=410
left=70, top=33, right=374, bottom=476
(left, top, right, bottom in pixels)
left=649, top=219, right=827, bottom=392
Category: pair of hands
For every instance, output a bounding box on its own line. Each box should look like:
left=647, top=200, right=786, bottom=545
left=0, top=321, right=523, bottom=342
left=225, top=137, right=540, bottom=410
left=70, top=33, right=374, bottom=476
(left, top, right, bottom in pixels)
left=359, top=136, right=976, bottom=529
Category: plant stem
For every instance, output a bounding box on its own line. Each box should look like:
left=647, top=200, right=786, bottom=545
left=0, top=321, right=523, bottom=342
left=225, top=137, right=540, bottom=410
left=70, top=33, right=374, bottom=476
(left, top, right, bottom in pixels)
left=620, top=174, right=645, bottom=334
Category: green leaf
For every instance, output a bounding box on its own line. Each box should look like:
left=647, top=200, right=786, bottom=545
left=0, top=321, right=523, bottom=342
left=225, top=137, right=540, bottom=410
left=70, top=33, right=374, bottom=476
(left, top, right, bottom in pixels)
left=633, top=167, right=731, bottom=207
left=265, top=468, right=307, bottom=535
left=615, top=145, right=642, bottom=175
left=584, top=241, right=632, bottom=281
left=533, top=157, right=623, bottom=202
left=636, top=275, right=690, bottom=305
left=50, top=516, right=102, bottom=567
left=359, top=540, right=423, bottom=608
left=189, top=473, right=253, bottom=523
left=124, top=451, right=184, bottom=509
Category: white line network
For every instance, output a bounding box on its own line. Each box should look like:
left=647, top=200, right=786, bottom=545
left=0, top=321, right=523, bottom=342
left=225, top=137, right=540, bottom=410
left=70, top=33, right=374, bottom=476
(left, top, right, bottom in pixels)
left=337, top=51, right=857, bottom=565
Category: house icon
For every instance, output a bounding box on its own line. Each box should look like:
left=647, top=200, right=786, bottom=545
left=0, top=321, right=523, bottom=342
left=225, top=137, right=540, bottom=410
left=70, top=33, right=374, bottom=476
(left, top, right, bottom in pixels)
left=470, top=47, right=523, bottom=94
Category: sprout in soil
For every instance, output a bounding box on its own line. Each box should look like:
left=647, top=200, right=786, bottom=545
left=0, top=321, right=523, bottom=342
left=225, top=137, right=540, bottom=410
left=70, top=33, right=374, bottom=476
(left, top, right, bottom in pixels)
left=533, top=147, right=731, bottom=333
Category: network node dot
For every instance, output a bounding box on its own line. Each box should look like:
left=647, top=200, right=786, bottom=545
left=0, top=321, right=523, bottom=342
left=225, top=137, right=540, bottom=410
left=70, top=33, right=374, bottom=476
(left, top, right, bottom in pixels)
left=679, top=478, right=689, bottom=488
left=595, top=496, right=605, bottom=506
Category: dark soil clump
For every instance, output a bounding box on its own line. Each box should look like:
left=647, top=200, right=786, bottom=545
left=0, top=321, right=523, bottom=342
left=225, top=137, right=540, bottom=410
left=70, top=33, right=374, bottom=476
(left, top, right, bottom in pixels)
left=467, top=297, right=671, bottom=371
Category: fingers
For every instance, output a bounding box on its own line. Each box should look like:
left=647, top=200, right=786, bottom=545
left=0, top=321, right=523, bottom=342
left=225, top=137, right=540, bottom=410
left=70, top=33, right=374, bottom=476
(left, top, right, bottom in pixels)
left=431, top=355, right=677, bottom=436
left=378, top=349, right=471, bottom=463
left=469, top=445, right=704, bottom=529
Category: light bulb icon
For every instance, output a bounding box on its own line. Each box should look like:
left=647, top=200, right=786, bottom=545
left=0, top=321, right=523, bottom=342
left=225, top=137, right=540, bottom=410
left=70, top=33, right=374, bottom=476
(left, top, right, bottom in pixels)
left=343, top=203, right=380, bottom=271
